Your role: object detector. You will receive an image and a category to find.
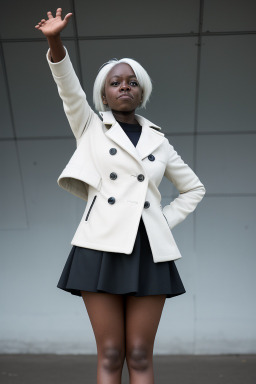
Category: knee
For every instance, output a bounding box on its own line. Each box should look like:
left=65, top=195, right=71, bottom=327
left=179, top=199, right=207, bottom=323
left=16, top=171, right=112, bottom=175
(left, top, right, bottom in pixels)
left=127, top=346, right=152, bottom=371
left=101, top=346, right=124, bottom=372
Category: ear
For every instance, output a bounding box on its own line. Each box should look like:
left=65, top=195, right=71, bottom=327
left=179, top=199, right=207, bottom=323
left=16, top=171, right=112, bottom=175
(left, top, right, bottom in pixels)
left=102, top=94, right=108, bottom=105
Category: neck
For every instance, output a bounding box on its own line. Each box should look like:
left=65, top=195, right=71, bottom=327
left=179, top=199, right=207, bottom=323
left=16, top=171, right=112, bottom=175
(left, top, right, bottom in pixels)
left=111, top=110, right=138, bottom=124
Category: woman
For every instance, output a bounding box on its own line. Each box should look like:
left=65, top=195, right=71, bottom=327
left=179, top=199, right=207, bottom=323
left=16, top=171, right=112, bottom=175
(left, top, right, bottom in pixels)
left=35, top=8, right=205, bottom=384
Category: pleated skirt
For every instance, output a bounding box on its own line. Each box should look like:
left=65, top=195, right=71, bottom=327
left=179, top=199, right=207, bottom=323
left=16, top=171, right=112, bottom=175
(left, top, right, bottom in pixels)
left=57, top=217, right=186, bottom=299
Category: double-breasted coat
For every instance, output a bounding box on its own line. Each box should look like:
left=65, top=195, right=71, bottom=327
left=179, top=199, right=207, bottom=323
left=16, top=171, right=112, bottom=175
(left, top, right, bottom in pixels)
left=47, top=47, right=206, bottom=263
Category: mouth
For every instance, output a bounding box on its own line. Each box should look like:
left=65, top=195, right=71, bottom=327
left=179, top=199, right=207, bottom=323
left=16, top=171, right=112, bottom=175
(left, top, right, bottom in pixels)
left=118, top=94, right=133, bottom=99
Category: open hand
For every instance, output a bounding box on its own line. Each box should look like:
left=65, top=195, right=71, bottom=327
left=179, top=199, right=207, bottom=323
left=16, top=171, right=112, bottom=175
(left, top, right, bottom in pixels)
left=35, top=8, right=72, bottom=37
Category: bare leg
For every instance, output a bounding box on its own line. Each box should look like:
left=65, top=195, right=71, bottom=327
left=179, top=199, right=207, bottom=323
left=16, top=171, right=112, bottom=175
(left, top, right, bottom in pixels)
left=81, top=291, right=126, bottom=384
left=125, top=295, right=166, bottom=384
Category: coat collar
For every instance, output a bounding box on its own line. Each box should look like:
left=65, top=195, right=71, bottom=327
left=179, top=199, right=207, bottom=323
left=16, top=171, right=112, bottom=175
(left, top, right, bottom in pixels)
left=99, top=110, right=165, bottom=161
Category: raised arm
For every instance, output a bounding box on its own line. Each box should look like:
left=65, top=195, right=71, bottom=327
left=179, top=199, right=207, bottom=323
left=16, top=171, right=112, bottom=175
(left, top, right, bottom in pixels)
left=35, top=8, right=95, bottom=140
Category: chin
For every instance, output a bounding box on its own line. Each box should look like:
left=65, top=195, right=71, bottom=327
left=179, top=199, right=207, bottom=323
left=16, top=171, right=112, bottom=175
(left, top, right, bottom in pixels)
left=112, top=108, right=135, bottom=114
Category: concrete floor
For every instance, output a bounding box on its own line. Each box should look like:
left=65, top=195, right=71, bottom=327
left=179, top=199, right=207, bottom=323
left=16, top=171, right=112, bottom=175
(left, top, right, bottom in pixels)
left=0, top=354, right=256, bottom=384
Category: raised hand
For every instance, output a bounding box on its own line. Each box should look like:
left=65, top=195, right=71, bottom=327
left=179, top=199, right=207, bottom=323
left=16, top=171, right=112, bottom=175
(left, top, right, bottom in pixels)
left=35, top=8, right=72, bottom=37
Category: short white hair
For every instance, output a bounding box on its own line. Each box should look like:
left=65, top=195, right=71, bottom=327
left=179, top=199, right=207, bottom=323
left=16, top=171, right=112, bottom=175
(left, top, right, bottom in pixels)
left=93, top=58, right=153, bottom=112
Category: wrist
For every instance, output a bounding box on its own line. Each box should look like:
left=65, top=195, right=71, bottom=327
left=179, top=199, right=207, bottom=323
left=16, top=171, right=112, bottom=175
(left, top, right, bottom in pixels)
left=47, top=33, right=62, bottom=43
left=47, top=34, right=65, bottom=62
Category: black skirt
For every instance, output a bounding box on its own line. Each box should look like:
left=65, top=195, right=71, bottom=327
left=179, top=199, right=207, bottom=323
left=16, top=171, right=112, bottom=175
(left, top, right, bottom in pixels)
left=57, top=217, right=186, bottom=299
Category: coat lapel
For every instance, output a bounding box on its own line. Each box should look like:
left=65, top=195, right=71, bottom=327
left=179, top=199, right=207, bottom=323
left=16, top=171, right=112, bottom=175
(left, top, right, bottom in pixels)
left=136, top=120, right=165, bottom=160
left=99, top=111, right=165, bottom=162
left=105, top=120, right=141, bottom=161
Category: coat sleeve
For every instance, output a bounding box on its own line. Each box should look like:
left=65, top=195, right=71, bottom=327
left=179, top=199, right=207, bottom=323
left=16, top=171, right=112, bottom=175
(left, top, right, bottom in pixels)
left=46, top=46, right=95, bottom=140
left=162, top=141, right=206, bottom=230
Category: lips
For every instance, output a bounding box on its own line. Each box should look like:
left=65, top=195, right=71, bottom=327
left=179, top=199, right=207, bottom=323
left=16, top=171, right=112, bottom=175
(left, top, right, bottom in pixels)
left=118, top=93, right=133, bottom=99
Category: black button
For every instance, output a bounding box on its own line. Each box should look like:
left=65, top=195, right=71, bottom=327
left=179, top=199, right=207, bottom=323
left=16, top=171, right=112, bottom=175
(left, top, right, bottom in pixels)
left=108, top=197, right=115, bottom=204
left=110, top=172, right=117, bottom=180
left=144, top=201, right=150, bottom=209
left=148, top=154, right=155, bottom=161
left=137, top=174, right=145, bottom=182
left=109, top=148, right=117, bottom=155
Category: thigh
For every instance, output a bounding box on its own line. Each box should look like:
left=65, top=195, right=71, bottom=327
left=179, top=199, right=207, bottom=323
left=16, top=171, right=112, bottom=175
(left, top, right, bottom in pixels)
left=125, top=295, right=166, bottom=352
left=81, top=291, right=126, bottom=351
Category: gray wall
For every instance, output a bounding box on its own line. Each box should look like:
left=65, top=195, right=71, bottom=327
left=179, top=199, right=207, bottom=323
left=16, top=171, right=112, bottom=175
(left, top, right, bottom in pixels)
left=0, top=0, right=256, bottom=354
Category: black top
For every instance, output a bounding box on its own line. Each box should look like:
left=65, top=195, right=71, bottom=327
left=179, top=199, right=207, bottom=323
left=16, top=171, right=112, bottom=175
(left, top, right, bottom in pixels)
left=117, top=121, right=142, bottom=147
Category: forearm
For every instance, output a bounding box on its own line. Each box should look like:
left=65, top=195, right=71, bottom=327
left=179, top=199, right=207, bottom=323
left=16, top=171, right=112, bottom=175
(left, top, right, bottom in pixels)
left=47, top=34, right=65, bottom=62
left=46, top=47, right=94, bottom=139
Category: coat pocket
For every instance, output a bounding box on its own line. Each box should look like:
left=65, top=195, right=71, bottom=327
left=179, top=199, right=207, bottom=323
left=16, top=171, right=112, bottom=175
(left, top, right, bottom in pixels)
left=160, top=204, right=171, bottom=230
left=85, top=195, right=97, bottom=221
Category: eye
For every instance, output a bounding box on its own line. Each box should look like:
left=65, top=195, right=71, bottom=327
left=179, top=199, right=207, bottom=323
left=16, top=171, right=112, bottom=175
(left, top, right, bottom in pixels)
left=130, top=80, right=139, bottom=86
left=111, top=81, right=119, bottom=86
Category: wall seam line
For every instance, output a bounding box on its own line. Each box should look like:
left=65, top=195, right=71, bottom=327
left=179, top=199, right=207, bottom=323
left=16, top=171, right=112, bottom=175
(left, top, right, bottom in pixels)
left=0, top=41, right=29, bottom=228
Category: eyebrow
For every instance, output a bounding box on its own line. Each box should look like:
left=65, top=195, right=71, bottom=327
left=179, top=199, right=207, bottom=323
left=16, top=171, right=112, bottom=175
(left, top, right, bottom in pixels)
left=109, top=75, right=137, bottom=79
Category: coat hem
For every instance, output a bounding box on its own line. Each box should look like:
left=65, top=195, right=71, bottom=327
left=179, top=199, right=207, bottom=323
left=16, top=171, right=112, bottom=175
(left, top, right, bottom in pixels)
left=70, top=240, right=182, bottom=263
left=152, top=254, right=182, bottom=263
left=71, top=240, right=134, bottom=254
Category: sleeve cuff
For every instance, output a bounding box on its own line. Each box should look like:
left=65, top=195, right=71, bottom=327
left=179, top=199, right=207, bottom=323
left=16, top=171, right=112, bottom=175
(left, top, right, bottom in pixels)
left=46, top=46, right=72, bottom=77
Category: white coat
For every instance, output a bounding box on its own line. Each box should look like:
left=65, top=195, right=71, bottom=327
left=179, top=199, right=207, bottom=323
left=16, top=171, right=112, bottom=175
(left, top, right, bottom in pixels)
left=47, top=47, right=206, bottom=263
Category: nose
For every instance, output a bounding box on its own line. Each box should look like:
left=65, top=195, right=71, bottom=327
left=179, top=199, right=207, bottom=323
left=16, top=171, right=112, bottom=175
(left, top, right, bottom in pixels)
left=120, top=82, right=131, bottom=91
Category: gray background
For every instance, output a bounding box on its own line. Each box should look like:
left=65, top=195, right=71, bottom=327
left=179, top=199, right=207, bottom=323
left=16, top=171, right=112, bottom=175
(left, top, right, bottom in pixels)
left=0, top=0, right=255, bottom=354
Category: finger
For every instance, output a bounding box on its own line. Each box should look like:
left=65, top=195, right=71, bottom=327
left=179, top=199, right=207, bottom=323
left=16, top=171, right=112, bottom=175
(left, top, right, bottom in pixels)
left=47, top=11, right=53, bottom=19
left=64, top=13, right=73, bottom=22
left=56, top=8, right=62, bottom=18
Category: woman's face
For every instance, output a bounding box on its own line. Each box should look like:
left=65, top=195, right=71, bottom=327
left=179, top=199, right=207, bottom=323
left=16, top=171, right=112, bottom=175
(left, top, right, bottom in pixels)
left=103, top=63, right=143, bottom=112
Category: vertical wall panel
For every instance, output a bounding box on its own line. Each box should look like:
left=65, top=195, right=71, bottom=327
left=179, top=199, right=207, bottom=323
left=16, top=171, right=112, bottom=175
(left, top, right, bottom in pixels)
left=0, top=138, right=89, bottom=353
left=76, top=0, right=200, bottom=36
left=0, top=142, right=27, bottom=229
left=198, top=36, right=256, bottom=133
left=0, top=57, right=13, bottom=138
left=203, top=0, right=256, bottom=32
left=197, top=134, right=256, bottom=194
left=0, top=0, right=74, bottom=39
left=195, top=196, right=256, bottom=353
left=3, top=41, right=78, bottom=138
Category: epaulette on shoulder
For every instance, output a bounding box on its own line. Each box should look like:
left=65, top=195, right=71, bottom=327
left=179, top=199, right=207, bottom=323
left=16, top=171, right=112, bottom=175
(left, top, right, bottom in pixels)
left=150, top=126, right=165, bottom=136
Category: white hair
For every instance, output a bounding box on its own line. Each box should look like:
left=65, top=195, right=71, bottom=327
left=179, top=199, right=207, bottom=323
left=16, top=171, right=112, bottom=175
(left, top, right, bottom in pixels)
left=93, top=58, right=153, bottom=112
